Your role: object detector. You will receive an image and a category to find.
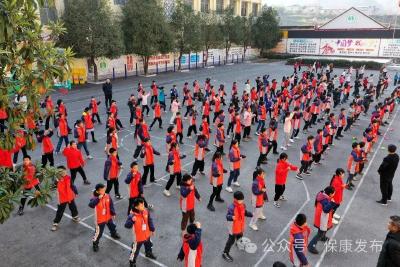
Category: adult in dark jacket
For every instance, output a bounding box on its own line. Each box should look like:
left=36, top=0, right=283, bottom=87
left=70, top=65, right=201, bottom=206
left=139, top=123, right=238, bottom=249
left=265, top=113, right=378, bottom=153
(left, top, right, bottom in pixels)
left=377, top=215, right=400, bottom=267
left=102, top=79, right=113, bottom=109
left=377, top=144, right=399, bottom=206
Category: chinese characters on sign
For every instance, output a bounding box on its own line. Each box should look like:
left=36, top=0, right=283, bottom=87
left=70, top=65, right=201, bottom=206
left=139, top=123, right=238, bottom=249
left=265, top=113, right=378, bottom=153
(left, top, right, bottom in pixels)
left=287, top=39, right=320, bottom=55
left=379, top=39, right=400, bottom=58
left=319, top=39, right=380, bottom=57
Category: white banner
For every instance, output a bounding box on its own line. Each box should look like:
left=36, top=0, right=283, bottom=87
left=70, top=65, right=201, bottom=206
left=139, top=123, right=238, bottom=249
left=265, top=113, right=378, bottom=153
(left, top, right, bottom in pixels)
left=379, top=39, right=400, bottom=58
left=319, top=38, right=380, bottom=57
left=287, top=38, right=320, bottom=55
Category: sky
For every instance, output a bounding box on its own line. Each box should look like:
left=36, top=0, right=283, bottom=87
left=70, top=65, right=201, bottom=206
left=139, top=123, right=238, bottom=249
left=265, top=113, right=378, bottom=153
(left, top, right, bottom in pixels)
left=262, top=0, right=399, bottom=14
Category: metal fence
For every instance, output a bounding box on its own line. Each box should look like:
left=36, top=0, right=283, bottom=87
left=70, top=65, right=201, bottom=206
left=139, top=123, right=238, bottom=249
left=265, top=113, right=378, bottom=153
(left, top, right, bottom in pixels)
left=100, top=53, right=250, bottom=81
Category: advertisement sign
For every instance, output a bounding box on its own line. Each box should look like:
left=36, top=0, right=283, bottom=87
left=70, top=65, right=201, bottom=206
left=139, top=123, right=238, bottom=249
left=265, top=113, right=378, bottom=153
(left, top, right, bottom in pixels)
left=379, top=39, right=400, bottom=58
left=287, top=38, right=320, bottom=55
left=180, top=54, right=203, bottom=64
left=319, top=39, right=380, bottom=57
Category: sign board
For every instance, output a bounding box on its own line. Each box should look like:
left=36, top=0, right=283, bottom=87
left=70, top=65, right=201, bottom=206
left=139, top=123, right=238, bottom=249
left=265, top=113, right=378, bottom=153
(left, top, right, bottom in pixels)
left=287, top=38, right=320, bottom=55
left=319, top=39, right=380, bottom=57
left=379, top=39, right=400, bottom=58
left=180, top=54, right=202, bottom=64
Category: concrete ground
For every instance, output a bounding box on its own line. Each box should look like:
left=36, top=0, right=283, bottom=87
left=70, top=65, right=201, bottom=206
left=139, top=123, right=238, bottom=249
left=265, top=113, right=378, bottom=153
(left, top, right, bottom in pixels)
left=0, top=61, right=399, bottom=267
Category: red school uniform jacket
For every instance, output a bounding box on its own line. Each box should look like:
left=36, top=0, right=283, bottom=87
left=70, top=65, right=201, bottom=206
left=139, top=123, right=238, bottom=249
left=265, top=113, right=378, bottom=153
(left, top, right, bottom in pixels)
left=63, top=147, right=85, bottom=169
left=57, top=175, right=76, bottom=204
left=23, top=163, right=39, bottom=189
left=275, top=160, right=298, bottom=185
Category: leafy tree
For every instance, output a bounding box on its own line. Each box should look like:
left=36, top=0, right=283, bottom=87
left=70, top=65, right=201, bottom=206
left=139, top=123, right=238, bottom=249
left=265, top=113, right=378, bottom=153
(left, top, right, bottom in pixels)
left=60, top=0, right=124, bottom=81
left=170, top=1, right=202, bottom=70
left=220, top=7, right=240, bottom=62
left=122, top=0, right=172, bottom=75
left=199, top=12, right=223, bottom=65
left=0, top=0, right=71, bottom=223
left=252, top=6, right=281, bottom=55
left=235, top=16, right=253, bottom=59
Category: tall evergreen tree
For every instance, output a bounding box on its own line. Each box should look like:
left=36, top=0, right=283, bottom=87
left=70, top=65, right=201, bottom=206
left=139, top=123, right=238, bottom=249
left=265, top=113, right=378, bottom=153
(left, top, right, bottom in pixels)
left=170, top=0, right=202, bottom=70
left=252, top=6, right=281, bottom=55
left=122, top=0, right=172, bottom=75
left=60, top=0, right=124, bottom=81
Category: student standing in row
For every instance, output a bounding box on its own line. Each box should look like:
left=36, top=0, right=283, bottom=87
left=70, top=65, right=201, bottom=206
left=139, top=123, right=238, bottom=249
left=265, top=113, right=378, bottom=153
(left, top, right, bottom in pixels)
left=51, top=166, right=80, bottom=231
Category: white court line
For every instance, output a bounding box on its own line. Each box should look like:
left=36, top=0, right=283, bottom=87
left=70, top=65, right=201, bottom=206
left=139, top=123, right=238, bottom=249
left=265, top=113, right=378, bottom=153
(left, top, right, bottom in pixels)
left=255, top=179, right=310, bottom=266
left=314, top=106, right=399, bottom=267
left=45, top=203, right=168, bottom=267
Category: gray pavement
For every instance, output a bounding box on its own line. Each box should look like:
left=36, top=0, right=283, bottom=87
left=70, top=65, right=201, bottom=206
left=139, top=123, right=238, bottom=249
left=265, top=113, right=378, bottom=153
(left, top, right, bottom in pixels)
left=0, top=61, right=399, bottom=267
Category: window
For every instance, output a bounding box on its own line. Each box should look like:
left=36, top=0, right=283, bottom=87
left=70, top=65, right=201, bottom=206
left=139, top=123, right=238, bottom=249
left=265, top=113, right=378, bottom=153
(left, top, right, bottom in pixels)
left=252, top=3, right=258, bottom=16
left=113, top=0, right=126, bottom=5
left=216, top=0, right=224, bottom=14
left=241, top=1, right=248, bottom=16
left=201, top=0, right=209, bottom=13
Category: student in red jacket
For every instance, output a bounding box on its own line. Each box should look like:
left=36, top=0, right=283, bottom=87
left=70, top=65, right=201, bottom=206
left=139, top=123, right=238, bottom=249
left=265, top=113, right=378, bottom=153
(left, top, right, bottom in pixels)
left=89, top=183, right=121, bottom=252
left=164, top=142, right=186, bottom=196
left=104, top=148, right=123, bottom=199
left=0, top=146, right=18, bottom=169
left=124, top=197, right=157, bottom=267
left=296, top=135, right=314, bottom=180
left=36, top=128, right=54, bottom=167
left=329, top=168, right=346, bottom=225
left=55, top=114, right=69, bottom=154
left=75, top=120, right=93, bottom=159
left=222, top=191, right=253, bottom=262
left=308, top=186, right=338, bottom=254
left=174, top=112, right=184, bottom=144
left=140, top=138, right=161, bottom=186
left=178, top=222, right=203, bottom=267
left=13, top=129, right=28, bottom=165
left=289, top=213, right=311, bottom=267
left=82, top=107, right=97, bottom=143
left=51, top=166, right=80, bottom=231
left=0, top=104, right=8, bottom=133
left=149, top=99, right=163, bottom=130
left=274, top=153, right=298, bottom=208
left=17, top=155, right=41, bottom=215
left=207, top=152, right=227, bottom=212
left=249, top=168, right=267, bottom=231
left=89, top=96, right=101, bottom=124
left=125, top=161, right=153, bottom=215
left=180, top=174, right=201, bottom=233
left=62, top=141, right=90, bottom=185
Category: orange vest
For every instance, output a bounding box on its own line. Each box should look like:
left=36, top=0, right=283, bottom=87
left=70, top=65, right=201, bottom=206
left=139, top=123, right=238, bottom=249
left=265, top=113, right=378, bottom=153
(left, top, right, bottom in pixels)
left=23, top=164, right=39, bottom=189
left=128, top=172, right=141, bottom=198
left=143, top=144, right=155, bottom=166
left=131, top=209, right=151, bottom=242
left=229, top=146, right=241, bottom=170
left=194, top=144, right=205, bottom=161
left=83, top=112, right=94, bottom=129
left=95, top=194, right=112, bottom=224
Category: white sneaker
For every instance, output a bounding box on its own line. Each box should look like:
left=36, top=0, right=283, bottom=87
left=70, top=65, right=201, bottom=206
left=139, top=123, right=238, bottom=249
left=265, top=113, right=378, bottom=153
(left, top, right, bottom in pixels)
left=176, top=185, right=181, bottom=189
left=87, top=155, right=93, bottom=160
left=51, top=223, right=58, bottom=231
left=273, top=201, right=280, bottom=208
left=332, top=218, right=339, bottom=225
left=249, top=224, right=258, bottom=231
left=227, top=135, right=230, bottom=138
left=279, top=195, right=287, bottom=201
left=259, top=214, right=266, bottom=220
left=289, top=139, right=294, bottom=143
left=333, top=213, right=341, bottom=220
left=281, top=146, right=287, bottom=151
left=232, top=182, right=240, bottom=187
left=287, top=143, right=292, bottom=147
left=295, top=136, right=300, bottom=139
left=163, top=190, right=171, bottom=197
left=225, top=187, right=233, bottom=193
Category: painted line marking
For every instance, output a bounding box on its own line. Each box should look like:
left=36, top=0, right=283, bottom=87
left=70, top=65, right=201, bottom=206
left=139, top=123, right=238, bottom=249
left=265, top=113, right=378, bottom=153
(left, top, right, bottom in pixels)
left=314, top=106, right=399, bottom=267
left=45, top=203, right=168, bottom=267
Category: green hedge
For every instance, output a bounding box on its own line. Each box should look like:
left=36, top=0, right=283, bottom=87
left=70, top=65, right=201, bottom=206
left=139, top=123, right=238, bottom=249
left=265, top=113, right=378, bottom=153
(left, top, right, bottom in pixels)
left=286, top=58, right=383, bottom=70
left=261, top=52, right=300, bottom=60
